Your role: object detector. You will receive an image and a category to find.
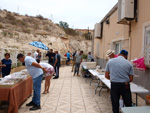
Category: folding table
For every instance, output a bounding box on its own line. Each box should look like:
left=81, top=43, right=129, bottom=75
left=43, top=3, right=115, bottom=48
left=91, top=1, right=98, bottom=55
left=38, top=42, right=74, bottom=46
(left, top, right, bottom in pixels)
left=89, top=69, right=149, bottom=106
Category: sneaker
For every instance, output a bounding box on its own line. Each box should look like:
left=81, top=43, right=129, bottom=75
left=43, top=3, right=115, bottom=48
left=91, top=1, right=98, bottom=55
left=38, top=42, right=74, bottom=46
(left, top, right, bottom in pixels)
left=29, top=105, right=41, bottom=111
left=73, top=73, right=75, bottom=76
left=53, top=77, right=58, bottom=79
left=26, top=101, right=35, bottom=106
left=77, top=74, right=80, bottom=77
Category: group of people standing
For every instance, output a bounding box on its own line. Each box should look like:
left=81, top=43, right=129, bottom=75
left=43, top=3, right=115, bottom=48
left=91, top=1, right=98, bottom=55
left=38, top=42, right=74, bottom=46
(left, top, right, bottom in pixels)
left=16, top=49, right=61, bottom=111
left=46, top=49, right=61, bottom=79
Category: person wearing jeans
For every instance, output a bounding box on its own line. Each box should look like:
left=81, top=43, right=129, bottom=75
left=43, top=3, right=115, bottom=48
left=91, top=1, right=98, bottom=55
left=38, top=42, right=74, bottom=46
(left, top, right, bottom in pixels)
left=105, top=50, right=134, bottom=113
left=71, top=51, right=77, bottom=72
left=32, top=74, right=43, bottom=106
left=17, top=54, right=45, bottom=111
left=74, top=63, right=80, bottom=75
left=73, top=51, right=83, bottom=77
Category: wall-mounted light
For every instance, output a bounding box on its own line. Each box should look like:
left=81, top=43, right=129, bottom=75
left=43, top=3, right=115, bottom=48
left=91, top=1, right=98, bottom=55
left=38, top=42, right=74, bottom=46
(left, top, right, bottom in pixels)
left=105, top=18, right=110, bottom=24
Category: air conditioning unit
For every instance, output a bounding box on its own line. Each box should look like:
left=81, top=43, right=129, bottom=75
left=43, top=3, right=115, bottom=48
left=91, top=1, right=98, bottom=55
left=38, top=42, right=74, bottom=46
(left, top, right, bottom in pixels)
left=118, top=0, right=135, bottom=24
left=94, top=23, right=101, bottom=38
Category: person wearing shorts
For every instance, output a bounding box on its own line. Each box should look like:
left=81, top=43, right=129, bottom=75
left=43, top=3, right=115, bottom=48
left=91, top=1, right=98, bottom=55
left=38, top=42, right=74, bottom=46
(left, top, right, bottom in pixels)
left=39, top=63, right=55, bottom=94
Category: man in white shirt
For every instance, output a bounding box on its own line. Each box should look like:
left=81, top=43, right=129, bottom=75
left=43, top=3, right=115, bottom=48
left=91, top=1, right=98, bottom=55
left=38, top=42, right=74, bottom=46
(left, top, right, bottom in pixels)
left=17, top=53, right=44, bottom=111
left=34, top=50, right=39, bottom=60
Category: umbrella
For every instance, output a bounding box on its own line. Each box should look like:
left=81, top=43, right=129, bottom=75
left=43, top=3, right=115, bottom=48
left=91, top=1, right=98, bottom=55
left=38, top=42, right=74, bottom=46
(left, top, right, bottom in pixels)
left=29, top=41, right=49, bottom=50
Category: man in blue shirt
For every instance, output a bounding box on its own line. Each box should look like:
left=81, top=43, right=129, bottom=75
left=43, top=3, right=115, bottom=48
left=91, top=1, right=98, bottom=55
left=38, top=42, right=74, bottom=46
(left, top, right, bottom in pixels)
left=66, top=51, right=71, bottom=65
left=17, top=54, right=45, bottom=111
left=105, top=50, right=134, bottom=113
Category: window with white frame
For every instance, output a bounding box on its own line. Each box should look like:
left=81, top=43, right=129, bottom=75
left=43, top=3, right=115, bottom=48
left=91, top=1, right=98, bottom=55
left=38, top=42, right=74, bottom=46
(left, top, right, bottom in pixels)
left=114, top=42, right=122, bottom=55
left=144, top=25, right=150, bottom=66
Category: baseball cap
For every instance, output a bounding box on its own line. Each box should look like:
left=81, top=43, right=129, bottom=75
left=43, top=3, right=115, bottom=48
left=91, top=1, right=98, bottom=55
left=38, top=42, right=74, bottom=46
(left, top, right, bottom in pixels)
left=120, top=50, right=128, bottom=56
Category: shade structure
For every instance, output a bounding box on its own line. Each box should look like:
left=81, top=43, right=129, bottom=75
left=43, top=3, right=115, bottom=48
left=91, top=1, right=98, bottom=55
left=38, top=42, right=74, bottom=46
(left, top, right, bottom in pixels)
left=29, top=41, right=49, bottom=50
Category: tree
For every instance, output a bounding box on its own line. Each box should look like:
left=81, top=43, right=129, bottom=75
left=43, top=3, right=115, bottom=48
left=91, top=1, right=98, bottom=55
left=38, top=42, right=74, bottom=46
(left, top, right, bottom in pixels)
left=59, top=21, right=69, bottom=29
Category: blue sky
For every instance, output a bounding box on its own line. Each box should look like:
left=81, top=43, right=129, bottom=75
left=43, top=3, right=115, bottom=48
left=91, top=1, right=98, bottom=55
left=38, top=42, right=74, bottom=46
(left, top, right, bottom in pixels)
left=0, top=0, right=118, bottom=29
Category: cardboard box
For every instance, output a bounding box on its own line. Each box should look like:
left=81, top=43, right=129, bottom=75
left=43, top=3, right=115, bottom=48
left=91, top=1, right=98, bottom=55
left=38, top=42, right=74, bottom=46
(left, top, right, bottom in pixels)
left=86, top=62, right=96, bottom=69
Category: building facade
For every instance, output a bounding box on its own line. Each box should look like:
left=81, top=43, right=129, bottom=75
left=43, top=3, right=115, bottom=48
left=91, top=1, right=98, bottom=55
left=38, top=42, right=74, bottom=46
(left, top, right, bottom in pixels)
left=93, top=0, right=150, bottom=98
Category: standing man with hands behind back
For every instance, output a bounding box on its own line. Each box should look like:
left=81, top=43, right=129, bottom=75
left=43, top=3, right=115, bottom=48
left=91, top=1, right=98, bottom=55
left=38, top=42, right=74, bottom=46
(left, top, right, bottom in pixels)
left=53, top=51, right=61, bottom=79
left=17, top=53, right=46, bottom=111
left=105, top=50, right=134, bottom=113
left=73, top=51, right=83, bottom=77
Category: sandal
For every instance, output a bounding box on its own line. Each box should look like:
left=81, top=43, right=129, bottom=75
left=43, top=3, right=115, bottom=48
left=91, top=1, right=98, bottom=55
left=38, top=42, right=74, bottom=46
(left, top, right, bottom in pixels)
left=42, top=91, right=47, bottom=94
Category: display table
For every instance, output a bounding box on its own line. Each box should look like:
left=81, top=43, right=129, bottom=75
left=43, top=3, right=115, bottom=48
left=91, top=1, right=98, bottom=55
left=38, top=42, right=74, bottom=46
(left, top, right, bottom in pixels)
left=121, top=106, right=150, bottom=113
left=89, top=69, right=149, bottom=106
left=0, top=76, right=33, bottom=113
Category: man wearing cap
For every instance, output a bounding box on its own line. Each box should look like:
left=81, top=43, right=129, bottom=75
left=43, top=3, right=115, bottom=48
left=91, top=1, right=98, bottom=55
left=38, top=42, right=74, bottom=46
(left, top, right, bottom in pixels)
left=106, top=49, right=118, bottom=59
left=105, top=50, right=134, bottom=113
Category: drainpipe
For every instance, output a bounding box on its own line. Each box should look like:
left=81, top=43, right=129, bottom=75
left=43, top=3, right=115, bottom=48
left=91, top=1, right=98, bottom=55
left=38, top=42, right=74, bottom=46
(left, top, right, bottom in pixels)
left=129, top=22, right=132, bottom=60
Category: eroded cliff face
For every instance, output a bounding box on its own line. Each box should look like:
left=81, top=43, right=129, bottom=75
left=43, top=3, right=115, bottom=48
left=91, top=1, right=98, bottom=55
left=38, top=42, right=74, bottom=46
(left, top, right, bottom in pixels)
left=0, top=10, right=92, bottom=54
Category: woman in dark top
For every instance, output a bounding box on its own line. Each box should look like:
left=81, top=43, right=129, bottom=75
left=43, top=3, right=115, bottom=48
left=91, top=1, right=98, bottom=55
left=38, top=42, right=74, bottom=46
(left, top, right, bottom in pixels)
left=0, top=53, right=12, bottom=77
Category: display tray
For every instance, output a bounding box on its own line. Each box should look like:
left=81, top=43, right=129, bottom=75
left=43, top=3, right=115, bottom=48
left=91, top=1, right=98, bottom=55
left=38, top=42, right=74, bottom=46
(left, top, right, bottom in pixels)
left=96, top=69, right=105, bottom=75
left=0, top=75, right=29, bottom=88
left=0, top=79, right=22, bottom=88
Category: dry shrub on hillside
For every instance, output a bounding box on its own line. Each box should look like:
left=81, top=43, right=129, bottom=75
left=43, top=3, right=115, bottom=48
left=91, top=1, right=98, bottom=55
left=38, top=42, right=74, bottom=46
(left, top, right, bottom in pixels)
left=35, top=30, right=49, bottom=35
left=17, top=20, right=28, bottom=27
left=6, top=13, right=16, bottom=21
left=5, top=13, right=18, bottom=25
left=36, top=15, right=44, bottom=20
left=22, top=28, right=31, bottom=34
left=5, top=13, right=28, bottom=27
left=0, top=23, right=4, bottom=29
left=2, top=31, right=7, bottom=37
left=33, top=24, right=39, bottom=30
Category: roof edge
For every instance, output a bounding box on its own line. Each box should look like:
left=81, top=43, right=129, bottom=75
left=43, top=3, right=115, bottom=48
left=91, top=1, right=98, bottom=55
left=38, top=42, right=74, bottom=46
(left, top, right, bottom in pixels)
left=100, top=3, right=118, bottom=23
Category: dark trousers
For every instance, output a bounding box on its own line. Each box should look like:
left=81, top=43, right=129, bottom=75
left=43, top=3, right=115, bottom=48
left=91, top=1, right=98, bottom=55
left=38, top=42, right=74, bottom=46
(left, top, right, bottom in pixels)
left=111, top=82, right=132, bottom=113
left=2, top=71, right=10, bottom=78
left=54, top=66, right=59, bottom=78
left=49, top=62, right=54, bottom=66
left=74, top=63, right=80, bottom=75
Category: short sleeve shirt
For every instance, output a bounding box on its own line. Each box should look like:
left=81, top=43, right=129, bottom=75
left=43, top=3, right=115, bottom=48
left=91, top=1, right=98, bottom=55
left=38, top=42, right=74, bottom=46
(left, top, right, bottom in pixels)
left=105, top=56, right=134, bottom=83
left=1, top=59, right=12, bottom=73
left=66, top=52, right=70, bottom=58
left=54, top=54, right=61, bottom=67
left=46, top=52, right=55, bottom=63
left=34, top=52, right=38, bottom=60
left=88, top=55, right=93, bottom=60
left=75, top=54, right=83, bottom=63
left=25, top=56, right=43, bottom=79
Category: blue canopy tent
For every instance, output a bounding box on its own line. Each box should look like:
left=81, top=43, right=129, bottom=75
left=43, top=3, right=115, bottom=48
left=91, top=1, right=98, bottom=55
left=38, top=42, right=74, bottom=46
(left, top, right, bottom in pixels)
left=29, top=41, right=49, bottom=50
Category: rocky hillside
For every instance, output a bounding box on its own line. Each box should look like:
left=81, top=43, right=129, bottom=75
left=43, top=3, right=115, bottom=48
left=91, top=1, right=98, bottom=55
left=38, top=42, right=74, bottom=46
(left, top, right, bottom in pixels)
left=0, top=10, right=92, bottom=54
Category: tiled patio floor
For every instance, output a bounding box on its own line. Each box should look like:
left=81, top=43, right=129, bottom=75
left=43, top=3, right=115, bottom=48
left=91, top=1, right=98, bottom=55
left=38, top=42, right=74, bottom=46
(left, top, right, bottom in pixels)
left=19, top=66, right=145, bottom=113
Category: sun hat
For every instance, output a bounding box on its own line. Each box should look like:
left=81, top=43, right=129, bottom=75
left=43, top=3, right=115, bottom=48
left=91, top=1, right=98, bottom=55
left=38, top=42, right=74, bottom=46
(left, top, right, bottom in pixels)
left=106, top=49, right=114, bottom=57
